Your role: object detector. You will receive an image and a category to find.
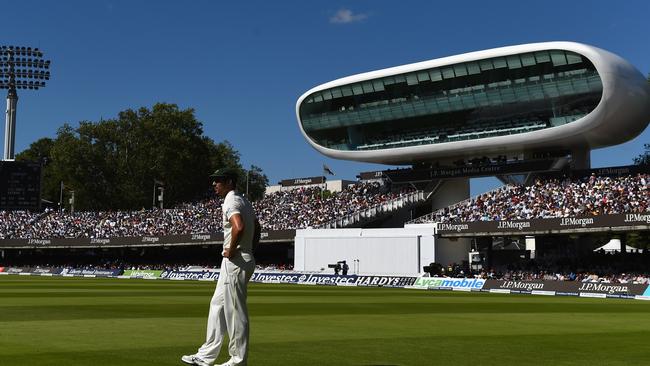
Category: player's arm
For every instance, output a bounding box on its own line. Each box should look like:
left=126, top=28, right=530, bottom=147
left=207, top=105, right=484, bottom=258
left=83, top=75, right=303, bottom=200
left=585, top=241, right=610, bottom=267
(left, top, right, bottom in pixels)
left=224, top=213, right=244, bottom=258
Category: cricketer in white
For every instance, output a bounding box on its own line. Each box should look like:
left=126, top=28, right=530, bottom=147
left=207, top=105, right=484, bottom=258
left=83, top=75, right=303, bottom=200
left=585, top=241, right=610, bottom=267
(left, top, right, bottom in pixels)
left=182, top=168, right=257, bottom=366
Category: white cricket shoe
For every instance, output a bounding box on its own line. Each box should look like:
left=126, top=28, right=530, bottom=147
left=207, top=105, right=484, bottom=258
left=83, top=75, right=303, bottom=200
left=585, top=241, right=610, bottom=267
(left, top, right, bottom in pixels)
left=181, top=354, right=210, bottom=366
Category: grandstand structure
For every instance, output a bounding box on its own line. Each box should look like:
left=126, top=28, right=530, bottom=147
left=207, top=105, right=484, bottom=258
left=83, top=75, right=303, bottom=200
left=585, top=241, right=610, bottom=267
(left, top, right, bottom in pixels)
left=0, top=174, right=430, bottom=271
left=293, top=41, right=650, bottom=275
left=296, top=42, right=649, bottom=168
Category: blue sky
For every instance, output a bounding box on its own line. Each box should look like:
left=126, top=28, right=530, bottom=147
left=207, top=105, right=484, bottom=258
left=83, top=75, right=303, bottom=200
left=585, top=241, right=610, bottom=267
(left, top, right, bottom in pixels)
left=3, top=1, right=649, bottom=195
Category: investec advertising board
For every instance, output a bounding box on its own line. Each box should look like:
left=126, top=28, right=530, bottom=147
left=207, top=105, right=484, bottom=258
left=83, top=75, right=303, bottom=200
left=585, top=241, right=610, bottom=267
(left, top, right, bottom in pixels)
left=254, top=273, right=416, bottom=287
left=160, top=270, right=219, bottom=281
left=158, top=270, right=417, bottom=287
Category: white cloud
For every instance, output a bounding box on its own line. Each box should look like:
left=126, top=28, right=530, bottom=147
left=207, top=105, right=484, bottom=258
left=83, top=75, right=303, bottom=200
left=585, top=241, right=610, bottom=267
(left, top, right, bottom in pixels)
left=330, top=9, right=368, bottom=24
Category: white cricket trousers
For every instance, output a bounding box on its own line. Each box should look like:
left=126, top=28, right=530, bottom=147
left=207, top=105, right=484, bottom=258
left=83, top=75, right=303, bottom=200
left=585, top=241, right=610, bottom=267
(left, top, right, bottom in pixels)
left=196, top=253, right=255, bottom=366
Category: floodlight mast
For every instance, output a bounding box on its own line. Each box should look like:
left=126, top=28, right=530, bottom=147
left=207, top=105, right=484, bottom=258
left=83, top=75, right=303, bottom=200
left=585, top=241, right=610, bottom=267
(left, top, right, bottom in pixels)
left=0, top=46, right=51, bottom=160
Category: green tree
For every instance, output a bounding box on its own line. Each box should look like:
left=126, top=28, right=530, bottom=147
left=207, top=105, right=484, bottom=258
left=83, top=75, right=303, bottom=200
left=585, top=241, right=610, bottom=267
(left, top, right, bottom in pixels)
left=241, top=164, right=269, bottom=201
left=16, top=137, right=60, bottom=206
left=17, top=103, right=267, bottom=210
left=635, top=144, right=650, bottom=165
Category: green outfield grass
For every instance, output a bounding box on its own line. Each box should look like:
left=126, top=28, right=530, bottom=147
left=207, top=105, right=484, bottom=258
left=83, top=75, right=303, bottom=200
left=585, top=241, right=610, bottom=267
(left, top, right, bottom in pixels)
left=1, top=276, right=649, bottom=366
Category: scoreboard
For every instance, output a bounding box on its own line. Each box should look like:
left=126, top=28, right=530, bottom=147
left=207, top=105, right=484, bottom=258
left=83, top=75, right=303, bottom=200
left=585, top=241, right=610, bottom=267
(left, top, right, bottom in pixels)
left=0, top=161, right=41, bottom=210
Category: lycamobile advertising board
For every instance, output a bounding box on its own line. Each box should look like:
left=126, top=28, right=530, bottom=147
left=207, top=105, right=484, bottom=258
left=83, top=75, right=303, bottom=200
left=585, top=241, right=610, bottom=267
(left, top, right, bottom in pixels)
left=412, top=277, right=486, bottom=290
left=122, top=270, right=162, bottom=279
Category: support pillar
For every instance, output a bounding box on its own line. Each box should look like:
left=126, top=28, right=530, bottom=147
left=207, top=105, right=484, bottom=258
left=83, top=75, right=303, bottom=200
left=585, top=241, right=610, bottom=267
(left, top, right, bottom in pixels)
left=571, top=148, right=591, bottom=170
left=431, top=178, right=470, bottom=211
left=4, top=89, right=18, bottom=160
left=431, top=178, right=472, bottom=268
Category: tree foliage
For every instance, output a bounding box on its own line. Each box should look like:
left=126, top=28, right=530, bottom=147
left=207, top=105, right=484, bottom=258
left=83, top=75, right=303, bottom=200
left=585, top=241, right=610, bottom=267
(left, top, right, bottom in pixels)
left=17, top=103, right=268, bottom=210
left=635, top=144, right=650, bottom=166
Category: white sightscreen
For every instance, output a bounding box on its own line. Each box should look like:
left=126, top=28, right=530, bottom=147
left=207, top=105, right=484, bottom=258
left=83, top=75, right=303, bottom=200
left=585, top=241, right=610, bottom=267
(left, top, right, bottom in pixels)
left=295, top=228, right=435, bottom=276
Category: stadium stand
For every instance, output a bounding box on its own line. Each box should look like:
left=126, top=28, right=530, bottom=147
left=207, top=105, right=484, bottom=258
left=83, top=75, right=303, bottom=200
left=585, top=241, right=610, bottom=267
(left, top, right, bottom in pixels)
left=2, top=180, right=417, bottom=239
left=256, top=181, right=418, bottom=230
left=476, top=249, right=650, bottom=285
left=11, top=204, right=222, bottom=239
left=4, top=170, right=650, bottom=284
left=436, top=255, right=650, bottom=284
left=0, top=210, right=47, bottom=239
left=412, top=173, right=649, bottom=224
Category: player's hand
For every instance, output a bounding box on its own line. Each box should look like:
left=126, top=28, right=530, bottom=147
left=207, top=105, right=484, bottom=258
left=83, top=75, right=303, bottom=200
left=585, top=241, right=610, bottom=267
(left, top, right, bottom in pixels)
left=223, top=247, right=237, bottom=258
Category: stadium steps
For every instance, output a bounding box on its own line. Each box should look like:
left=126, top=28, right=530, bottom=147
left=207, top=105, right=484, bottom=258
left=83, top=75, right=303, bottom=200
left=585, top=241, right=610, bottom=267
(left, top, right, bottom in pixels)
left=364, top=181, right=445, bottom=228
left=316, top=190, right=428, bottom=229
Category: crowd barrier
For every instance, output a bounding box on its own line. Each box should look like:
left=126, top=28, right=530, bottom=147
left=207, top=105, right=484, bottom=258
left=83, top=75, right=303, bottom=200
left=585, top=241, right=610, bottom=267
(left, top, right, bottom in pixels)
left=1, top=267, right=649, bottom=300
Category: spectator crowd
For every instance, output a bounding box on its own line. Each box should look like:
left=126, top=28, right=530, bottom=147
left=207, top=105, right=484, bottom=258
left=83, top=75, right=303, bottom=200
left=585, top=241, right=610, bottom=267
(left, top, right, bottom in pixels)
left=254, top=182, right=412, bottom=230
left=4, top=173, right=650, bottom=237
left=430, top=250, right=650, bottom=284
left=0, top=181, right=414, bottom=239
left=8, top=204, right=222, bottom=239
left=0, top=210, right=45, bottom=239
left=429, top=173, right=649, bottom=223
left=483, top=270, right=650, bottom=284
left=5, top=172, right=650, bottom=283
left=468, top=245, right=650, bottom=284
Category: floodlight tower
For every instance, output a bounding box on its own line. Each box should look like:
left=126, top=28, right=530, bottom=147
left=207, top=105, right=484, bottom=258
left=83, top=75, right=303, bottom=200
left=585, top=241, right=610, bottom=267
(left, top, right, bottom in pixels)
left=0, top=46, right=51, bottom=160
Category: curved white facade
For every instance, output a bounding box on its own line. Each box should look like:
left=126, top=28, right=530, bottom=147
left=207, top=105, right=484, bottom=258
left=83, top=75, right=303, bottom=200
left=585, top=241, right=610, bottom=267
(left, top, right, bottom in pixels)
left=296, top=42, right=650, bottom=165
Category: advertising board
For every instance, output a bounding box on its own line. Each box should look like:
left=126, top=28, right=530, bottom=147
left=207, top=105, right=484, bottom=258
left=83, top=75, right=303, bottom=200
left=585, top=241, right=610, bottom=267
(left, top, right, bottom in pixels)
left=5, top=267, right=32, bottom=273
left=483, top=280, right=648, bottom=296
left=60, top=268, right=122, bottom=277
left=122, top=270, right=162, bottom=279
left=158, top=271, right=418, bottom=288
left=437, top=213, right=650, bottom=236
left=30, top=267, right=62, bottom=275
left=159, top=270, right=219, bottom=281
left=412, top=277, right=485, bottom=291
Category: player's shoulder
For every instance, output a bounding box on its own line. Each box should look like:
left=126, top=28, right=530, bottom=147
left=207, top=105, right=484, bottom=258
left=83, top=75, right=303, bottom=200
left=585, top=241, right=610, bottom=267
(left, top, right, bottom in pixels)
left=223, top=190, right=238, bottom=202
left=226, top=191, right=249, bottom=207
